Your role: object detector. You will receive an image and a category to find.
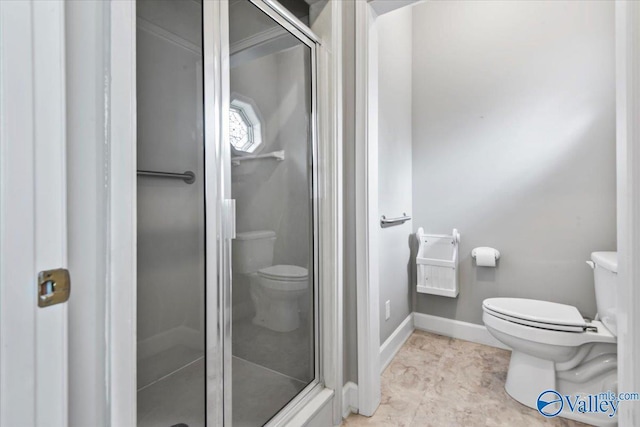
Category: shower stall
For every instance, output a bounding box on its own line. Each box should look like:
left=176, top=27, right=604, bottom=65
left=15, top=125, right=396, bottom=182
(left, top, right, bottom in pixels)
left=134, top=0, right=322, bottom=425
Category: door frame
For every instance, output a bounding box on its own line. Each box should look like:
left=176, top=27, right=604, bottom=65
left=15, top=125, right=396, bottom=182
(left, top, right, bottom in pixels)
left=353, top=0, right=422, bottom=416
left=354, top=0, right=381, bottom=416
left=615, top=2, right=640, bottom=425
left=107, top=0, right=344, bottom=425
left=355, top=0, right=640, bottom=423
left=108, top=1, right=137, bottom=425
left=0, top=1, right=69, bottom=426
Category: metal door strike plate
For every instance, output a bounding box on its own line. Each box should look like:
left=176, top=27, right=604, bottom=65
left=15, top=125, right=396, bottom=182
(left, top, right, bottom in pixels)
left=37, top=268, right=70, bottom=308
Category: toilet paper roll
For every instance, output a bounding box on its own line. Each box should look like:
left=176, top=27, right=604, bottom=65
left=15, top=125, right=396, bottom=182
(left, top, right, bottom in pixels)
left=473, top=247, right=499, bottom=267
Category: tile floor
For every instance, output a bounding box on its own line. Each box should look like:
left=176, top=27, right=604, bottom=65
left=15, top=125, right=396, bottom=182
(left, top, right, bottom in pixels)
left=343, top=331, right=590, bottom=427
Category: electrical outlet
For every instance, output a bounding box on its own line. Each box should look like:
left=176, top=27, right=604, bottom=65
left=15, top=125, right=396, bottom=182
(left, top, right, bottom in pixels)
left=385, top=300, right=391, bottom=320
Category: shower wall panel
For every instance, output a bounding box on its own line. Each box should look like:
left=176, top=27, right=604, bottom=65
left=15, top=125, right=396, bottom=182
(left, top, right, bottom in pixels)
left=136, top=0, right=205, bottom=389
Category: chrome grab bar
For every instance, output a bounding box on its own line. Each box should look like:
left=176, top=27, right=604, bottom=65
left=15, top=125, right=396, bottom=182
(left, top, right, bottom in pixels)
left=231, top=150, right=285, bottom=166
left=380, top=213, right=411, bottom=227
left=137, top=170, right=196, bottom=184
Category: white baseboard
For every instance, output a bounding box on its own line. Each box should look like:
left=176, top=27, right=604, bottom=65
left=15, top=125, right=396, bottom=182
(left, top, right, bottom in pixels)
left=379, top=314, right=414, bottom=373
left=413, top=312, right=509, bottom=350
left=341, top=381, right=358, bottom=418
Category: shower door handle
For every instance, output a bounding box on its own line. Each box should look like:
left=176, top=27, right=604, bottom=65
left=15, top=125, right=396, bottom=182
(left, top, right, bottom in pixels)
left=222, top=199, right=236, bottom=240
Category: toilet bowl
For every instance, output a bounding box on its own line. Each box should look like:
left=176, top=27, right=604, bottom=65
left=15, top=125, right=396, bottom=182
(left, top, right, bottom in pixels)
left=483, top=252, right=619, bottom=426
left=253, top=264, right=308, bottom=332
left=233, top=230, right=309, bottom=332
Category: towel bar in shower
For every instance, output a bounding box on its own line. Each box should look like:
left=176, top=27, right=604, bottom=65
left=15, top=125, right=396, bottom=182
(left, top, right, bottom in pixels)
left=231, top=150, right=285, bottom=166
left=380, top=213, right=411, bottom=227
left=137, top=170, right=196, bottom=184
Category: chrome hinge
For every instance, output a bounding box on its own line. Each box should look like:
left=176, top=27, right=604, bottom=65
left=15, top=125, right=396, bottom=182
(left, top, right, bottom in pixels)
left=222, top=199, right=236, bottom=240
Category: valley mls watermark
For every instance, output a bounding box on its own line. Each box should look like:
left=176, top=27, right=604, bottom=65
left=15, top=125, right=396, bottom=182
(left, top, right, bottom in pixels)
left=537, top=390, right=640, bottom=418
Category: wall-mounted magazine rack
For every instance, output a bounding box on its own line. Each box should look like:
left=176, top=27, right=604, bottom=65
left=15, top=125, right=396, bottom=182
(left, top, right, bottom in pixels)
left=416, top=227, right=460, bottom=298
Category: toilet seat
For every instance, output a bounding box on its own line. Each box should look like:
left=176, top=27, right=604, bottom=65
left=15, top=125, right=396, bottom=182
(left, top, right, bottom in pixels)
left=483, top=311, right=616, bottom=348
left=258, top=265, right=308, bottom=282
left=257, top=265, right=308, bottom=291
left=483, top=298, right=586, bottom=332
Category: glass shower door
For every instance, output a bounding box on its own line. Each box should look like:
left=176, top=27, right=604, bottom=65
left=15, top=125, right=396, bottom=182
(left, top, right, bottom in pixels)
left=135, top=0, right=318, bottom=425
left=228, top=1, right=318, bottom=426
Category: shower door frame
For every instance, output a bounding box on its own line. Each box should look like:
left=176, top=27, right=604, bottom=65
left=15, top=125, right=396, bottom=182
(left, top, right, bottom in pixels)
left=108, top=0, right=344, bottom=425
left=205, top=0, right=228, bottom=425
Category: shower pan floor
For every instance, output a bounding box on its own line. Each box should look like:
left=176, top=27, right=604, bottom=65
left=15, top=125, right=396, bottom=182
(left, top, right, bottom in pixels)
left=232, top=317, right=313, bottom=382
left=137, top=344, right=203, bottom=390
left=233, top=357, right=308, bottom=426
left=137, top=356, right=307, bottom=427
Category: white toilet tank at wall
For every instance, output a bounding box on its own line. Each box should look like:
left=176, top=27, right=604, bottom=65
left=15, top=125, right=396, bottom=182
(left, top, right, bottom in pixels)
left=233, top=230, right=276, bottom=274
left=590, top=251, right=618, bottom=336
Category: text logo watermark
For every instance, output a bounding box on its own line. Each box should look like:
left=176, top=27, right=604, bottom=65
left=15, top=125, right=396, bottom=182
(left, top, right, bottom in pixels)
left=537, top=390, right=563, bottom=417
left=536, top=390, right=640, bottom=419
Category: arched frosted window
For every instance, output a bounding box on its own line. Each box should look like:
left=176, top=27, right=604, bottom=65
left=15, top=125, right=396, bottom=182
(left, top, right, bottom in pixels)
left=229, top=98, right=262, bottom=153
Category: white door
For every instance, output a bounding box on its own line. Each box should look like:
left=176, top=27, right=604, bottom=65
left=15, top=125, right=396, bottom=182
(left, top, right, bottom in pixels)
left=0, top=1, right=69, bottom=426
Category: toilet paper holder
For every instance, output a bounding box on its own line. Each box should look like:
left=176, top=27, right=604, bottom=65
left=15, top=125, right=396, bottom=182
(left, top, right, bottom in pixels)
left=471, top=247, right=501, bottom=261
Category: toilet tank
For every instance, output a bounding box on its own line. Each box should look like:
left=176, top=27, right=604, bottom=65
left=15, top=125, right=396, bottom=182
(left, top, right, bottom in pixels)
left=233, top=230, right=276, bottom=274
left=591, top=251, right=618, bottom=336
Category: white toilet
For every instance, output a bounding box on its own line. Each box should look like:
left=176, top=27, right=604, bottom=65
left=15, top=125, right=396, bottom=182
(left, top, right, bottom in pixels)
left=233, top=230, right=308, bottom=333
left=483, top=252, right=618, bottom=426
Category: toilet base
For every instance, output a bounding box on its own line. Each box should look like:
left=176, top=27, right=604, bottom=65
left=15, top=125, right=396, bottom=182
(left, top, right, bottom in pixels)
left=505, top=351, right=617, bottom=426
left=248, top=275, right=305, bottom=333
left=263, top=298, right=300, bottom=332
left=249, top=278, right=268, bottom=326
left=505, top=351, right=555, bottom=407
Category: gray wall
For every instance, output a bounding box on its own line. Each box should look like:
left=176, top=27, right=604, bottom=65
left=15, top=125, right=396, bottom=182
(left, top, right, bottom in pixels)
left=377, top=7, right=414, bottom=343
left=411, top=0, right=617, bottom=324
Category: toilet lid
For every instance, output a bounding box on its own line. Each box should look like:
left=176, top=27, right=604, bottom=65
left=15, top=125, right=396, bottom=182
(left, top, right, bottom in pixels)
left=483, top=298, right=587, bottom=332
left=258, top=265, right=308, bottom=281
